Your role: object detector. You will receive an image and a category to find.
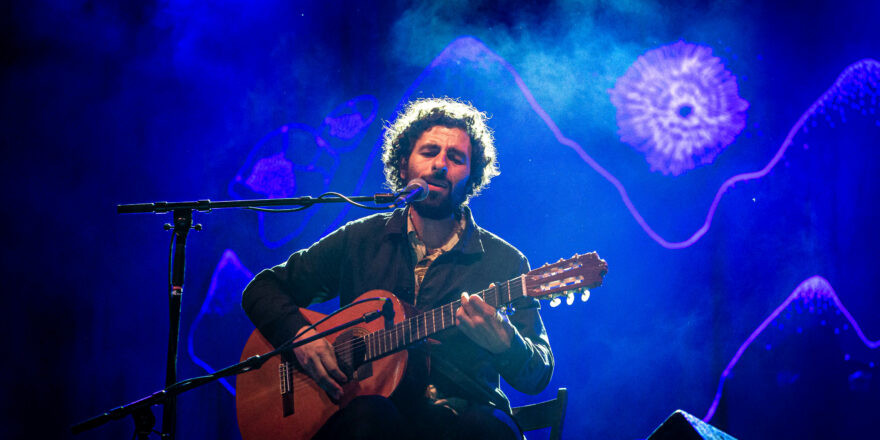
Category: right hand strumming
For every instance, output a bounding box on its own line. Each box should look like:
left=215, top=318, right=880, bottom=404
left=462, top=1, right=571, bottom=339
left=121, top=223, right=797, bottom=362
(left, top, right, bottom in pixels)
left=293, top=327, right=348, bottom=401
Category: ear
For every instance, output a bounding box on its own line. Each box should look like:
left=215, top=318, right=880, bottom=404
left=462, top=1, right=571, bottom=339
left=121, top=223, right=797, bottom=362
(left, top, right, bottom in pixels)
left=399, top=158, right=408, bottom=181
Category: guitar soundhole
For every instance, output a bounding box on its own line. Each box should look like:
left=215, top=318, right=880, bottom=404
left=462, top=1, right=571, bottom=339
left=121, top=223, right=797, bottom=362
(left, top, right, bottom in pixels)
left=334, top=328, right=369, bottom=379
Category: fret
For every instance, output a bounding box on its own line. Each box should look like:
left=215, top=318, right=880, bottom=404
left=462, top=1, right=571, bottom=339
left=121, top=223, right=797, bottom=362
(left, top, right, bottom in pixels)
left=449, top=302, right=457, bottom=328
left=360, top=272, right=540, bottom=363
left=513, top=275, right=523, bottom=301
left=376, top=329, right=381, bottom=356
left=365, top=274, right=537, bottom=362
left=482, top=286, right=493, bottom=308
left=372, top=331, right=378, bottom=357
left=373, top=329, right=381, bottom=358
left=383, top=324, right=394, bottom=351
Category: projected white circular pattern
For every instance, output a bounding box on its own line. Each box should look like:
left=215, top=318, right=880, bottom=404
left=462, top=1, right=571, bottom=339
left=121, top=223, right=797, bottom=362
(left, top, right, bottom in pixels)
left=609, top=41, right=749, bottom=176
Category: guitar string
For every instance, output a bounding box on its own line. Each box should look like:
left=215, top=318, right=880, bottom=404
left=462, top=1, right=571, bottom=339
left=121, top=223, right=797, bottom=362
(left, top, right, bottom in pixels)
left=311, top=276, right=523, bottom=362
left=284, top=293, right=493, bottom=392
left=283, top=276, right=527, bottom=392
left=331, top=289, right=495, bottom=359
left=329, top=277, right=521, bottom=360
left=285, top=259, right=606, bottom=393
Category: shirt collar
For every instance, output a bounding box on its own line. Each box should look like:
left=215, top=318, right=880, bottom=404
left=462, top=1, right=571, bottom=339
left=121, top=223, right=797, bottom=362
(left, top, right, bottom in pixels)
left=383, top=206, right=485, bottom=255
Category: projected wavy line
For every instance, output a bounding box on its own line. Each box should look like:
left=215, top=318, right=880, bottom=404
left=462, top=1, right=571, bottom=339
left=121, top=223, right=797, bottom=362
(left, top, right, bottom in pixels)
left=187, top=250, right=254, bottom=395
left=419, top=37, right=878, bottom=249
left=249, top=37, right=877, bottom=249
left=702, top=275, right=880, bottom=422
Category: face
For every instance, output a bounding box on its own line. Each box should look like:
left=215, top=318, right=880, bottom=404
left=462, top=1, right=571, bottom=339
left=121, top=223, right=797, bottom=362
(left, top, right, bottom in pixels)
left=401, top=125, right=472, bottom=219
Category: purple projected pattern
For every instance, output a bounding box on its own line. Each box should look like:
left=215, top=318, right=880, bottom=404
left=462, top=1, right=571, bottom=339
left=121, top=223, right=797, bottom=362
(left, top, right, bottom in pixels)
left=229, top=95, right=378, bottom=248
left=232, top=37, right=878, bottom=250
left=609, top=41, right=749, bottom=176
left=461, top=34, right=876, bottom=248
left=187, top=250, right=254, bottom=395
left=702, top=275, right=880, bottom=422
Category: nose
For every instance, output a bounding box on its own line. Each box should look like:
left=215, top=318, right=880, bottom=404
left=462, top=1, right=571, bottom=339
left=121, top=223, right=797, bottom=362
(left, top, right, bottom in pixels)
left=432, top=153, right=448, bottom=175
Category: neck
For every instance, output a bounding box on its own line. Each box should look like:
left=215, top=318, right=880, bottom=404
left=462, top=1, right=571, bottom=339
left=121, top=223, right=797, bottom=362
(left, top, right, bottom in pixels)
left=410, top=208, right=459, bottom=249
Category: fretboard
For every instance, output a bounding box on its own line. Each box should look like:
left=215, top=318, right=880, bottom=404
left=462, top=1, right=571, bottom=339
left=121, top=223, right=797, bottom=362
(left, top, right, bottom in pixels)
left=363, top=275, right=526, bottom=361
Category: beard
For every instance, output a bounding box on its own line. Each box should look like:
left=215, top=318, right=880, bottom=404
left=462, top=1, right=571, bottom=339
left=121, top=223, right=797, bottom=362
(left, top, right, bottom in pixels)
left=410, top=175, right=466, bottom=220
left=412, top=190, right=459, bottom=219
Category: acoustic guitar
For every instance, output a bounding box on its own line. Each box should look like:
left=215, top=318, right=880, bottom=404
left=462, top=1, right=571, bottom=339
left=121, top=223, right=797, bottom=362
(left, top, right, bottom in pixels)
left=236, top=252, right=608, bottom=440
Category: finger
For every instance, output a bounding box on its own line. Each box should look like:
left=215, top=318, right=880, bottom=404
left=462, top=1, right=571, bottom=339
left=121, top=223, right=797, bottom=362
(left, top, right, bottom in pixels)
left=311, top=361, right=343, bottom=399
left=467, top=295, right=496, bottom=317
left=456, top=304, right=474, bottom=329
left=318, top=348, right=348, bottom=384
left=460, top=292, right=479, bottom=317
left=298, top=347, right=343, bottom=399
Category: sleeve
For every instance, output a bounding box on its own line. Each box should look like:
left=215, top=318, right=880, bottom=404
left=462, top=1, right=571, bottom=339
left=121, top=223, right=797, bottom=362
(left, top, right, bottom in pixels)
left=241, top=224, right=347, bottom=348
left=491, top=256, right=555, bottom=394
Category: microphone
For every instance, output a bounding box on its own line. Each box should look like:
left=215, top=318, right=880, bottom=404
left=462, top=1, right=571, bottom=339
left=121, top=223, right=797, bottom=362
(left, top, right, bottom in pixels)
left=392, top=178, right=428, bottom=207
left=381, top=297, right=395, bottom=329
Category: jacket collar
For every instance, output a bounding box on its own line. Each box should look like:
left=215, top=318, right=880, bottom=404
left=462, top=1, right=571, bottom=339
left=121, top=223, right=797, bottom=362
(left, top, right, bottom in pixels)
left=383, top=206, right=484, bottom=255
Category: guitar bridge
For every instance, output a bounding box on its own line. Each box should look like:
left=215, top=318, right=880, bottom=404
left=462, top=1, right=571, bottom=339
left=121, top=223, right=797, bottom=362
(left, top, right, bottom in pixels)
left=279, top=361, right=294, bottom=416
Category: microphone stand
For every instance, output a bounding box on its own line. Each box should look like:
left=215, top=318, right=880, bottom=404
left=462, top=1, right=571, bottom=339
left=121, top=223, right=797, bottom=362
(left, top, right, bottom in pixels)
left=112, top=192, right=397, bottom=439
left=72, top=306, right=389, bottom=437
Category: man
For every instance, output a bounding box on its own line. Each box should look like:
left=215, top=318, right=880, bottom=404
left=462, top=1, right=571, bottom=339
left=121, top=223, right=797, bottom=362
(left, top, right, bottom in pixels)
left=242, top=97, right=553, bottom=439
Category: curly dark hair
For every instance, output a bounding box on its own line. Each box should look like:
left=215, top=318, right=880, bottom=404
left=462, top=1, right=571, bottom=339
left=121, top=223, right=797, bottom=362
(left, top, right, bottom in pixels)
left=381, top=97, right=499, bottom=203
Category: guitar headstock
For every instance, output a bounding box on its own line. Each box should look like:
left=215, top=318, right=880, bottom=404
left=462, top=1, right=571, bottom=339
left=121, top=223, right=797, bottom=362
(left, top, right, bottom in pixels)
left=524, top=252, right=608, bottom=306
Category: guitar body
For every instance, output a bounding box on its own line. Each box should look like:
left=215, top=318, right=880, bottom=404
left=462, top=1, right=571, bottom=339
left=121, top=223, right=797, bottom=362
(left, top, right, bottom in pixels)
left=236, top=251, right=608, bottom=440
left=236, top=290, right=408, bottom=440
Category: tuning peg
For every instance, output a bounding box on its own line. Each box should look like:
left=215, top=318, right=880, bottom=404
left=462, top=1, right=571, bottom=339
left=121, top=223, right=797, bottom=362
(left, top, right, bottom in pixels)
left=581, top=289, right=591, bottom=302
left=566, top=292, right=575, bottom=306
left=549, top=297, right=562, bottom=307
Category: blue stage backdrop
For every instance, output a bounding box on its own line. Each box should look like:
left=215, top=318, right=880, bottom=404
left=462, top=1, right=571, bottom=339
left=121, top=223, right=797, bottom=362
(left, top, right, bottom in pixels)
left=2, top=1, right=878, bottom=439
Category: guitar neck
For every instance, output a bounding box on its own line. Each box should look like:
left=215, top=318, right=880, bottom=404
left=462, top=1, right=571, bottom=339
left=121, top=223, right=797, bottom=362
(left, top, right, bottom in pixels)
left=362, top=275, right=527, bottom=361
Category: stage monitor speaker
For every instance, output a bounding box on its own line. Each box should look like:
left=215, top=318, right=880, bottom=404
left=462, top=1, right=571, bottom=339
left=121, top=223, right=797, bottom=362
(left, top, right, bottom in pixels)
left=646, top=410, right=737, bottom=440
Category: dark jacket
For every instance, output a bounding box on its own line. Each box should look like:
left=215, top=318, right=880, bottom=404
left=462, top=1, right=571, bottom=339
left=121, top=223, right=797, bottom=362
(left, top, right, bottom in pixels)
left=241, top=207, right=554, bottom=412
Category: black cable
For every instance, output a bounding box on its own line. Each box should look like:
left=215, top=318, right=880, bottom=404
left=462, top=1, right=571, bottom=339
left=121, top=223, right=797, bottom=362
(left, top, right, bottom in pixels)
left=243, top=192, right=392, bottom=213
left=288, top=296, right=389, bottom=343
left=244, top=204, right=313, bottom=213
left=161, top=297, right=390, bottom=389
